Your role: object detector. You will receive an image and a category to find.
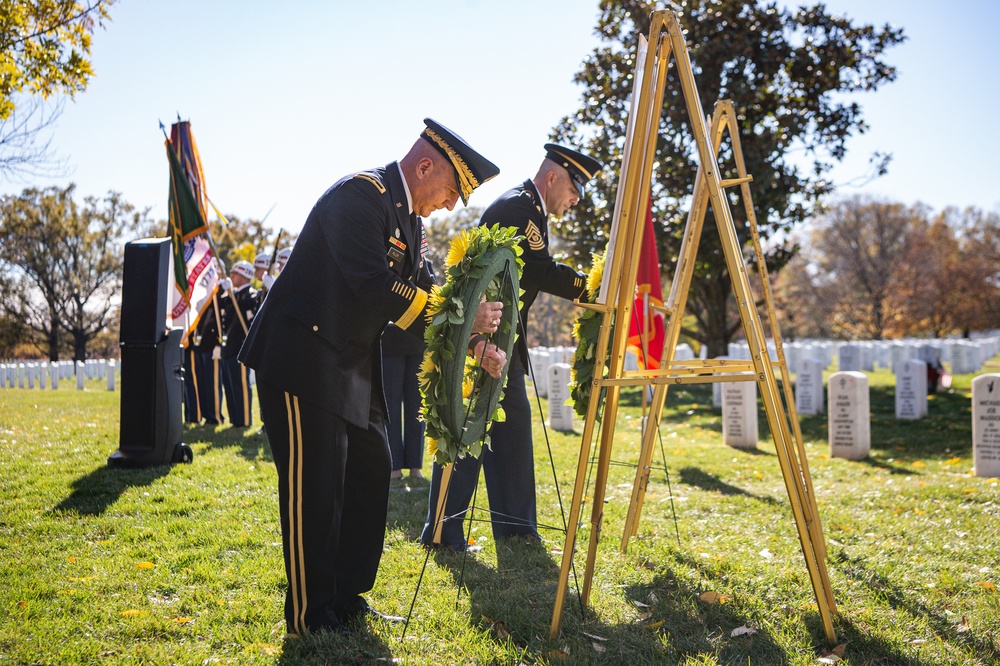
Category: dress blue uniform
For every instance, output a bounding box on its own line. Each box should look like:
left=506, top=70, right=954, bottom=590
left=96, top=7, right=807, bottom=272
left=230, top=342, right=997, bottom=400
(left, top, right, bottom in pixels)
left=194, top=300, right=224, bottom=424
left=220, top=267, right=259, bottom=428
left=421, top=144, right=601, bottom=548
left=238, top=119, right=498, bottom=635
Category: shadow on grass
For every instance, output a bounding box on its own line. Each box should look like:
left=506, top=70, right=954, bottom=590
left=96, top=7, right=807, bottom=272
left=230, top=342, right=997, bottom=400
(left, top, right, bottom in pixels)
left=833, top=551, right=1000, bottom=664
left=53, top=464, right=170, bottom=515
left=187, top=421, right=273, bottom=462
left=678, top=466, right=782, bottom=507
left=276, top=624, right=393, bottom=665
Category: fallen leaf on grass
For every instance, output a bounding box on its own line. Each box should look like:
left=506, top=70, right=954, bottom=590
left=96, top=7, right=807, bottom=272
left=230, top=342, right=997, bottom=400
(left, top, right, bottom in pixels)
left=136, top=561, right=154, bottom=570
left=699, top=591, right=729, bottom=604
left=975, top=581, right=995, bottom=591
left=645, top=620, right=665, bottom=630
left=119, top=609, right=148, bottom=618
left=581, top=631, right=607, bottom=642
left=730, top=625, right=757, bottom=637
left=908, top=638, right=928, bottom=645
left=816, top=643, right=845, bottom=663
left=171, top=616, right=193, bottom=624
left=543, top=648, right=569, bottom=660
left=633, top=611, right=652, bottom=623
left=944, top=457, right=963, bottom=466
left=631, top=599, right=649, bottom=609
left=593, top=643, right=606, bottom=653
left=955, top=616, right=971, bottom=633
left=759, top=548, right=773, bottom=559
left=817, top=655, right=840, bottom=664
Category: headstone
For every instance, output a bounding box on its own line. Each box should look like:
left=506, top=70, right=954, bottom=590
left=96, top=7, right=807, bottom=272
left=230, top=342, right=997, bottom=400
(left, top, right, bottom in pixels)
left=972, top=374, right=1000, bottom=478
left=674, top=343, right=695, bottom=361
left=17, top=363, right=25, bottom=389
left=890, top=344, right=908, bottom=374
left=860, top=343, right=874, bottom=371
left=838, top=344, right=861, bottom=372
left=722, top=381, right=758, bottom=450
left=895, top=359, right=927, bottom=420
left=50, top=361, right=59, bottom=390
left=828, top=371, right=870, bottom=460
left=531, top=348, right=551, bottom=398
left=38, top=363, right=46, bottom=389
left=711, top=356, right=731, bottom=409
left=76, top=361, right=85, bottom=390
left=547, top=363, right=574, bottom=432
left=26, top=363, right=35, bottom=389
left=795, top=358, right=825, bottom=416
left=106, top=360, right=116, bottom=391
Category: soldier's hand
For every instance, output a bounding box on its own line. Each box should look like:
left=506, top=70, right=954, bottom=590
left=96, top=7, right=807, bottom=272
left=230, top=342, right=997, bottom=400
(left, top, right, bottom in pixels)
left=473, top=298, right=503, bottom=334
left=472, top=339, right=507, bottom=379
left=220, top=278, right=233, bottom=292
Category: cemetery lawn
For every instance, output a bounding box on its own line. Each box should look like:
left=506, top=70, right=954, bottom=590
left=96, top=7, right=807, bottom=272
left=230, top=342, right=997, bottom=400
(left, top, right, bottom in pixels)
left=2, top=361, right=999, bottom=666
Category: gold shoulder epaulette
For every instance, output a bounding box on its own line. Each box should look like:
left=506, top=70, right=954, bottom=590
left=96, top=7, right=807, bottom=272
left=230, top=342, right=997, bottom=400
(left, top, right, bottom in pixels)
left=354, top=171, right=386, bottom=194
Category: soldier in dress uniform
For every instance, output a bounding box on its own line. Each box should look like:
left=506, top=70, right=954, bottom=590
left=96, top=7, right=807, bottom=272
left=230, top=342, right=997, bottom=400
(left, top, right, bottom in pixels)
left=254, top=250, right=277, bottom=292
left=238, top=118, right=508, bottom=636
left=219, top=260, right=259, bottom=427
left=181, top=334, right=201, bottom=424
left=275, top=246, right=293, bottom=274
left=421, top=142, right=601, bottom=550
left=194, top=282, right=225, bottom=425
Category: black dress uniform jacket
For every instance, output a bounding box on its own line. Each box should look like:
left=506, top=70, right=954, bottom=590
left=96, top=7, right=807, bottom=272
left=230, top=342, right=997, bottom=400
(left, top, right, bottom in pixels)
left=237, top=162, right=434, bottom=634
left=239, top=163, right=433, bottom=427
left=421, top=179, right=586, bottom=548
left=480, top=179, right=586, bottom=367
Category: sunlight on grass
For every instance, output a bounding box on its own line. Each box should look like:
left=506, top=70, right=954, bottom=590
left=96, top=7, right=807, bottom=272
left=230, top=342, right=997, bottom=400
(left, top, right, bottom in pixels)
left=0, top=367, right=998, bottom=664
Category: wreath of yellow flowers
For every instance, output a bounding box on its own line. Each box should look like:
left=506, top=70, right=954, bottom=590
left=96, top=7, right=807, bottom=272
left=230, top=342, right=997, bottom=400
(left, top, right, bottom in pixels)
left=569, top=251, right=610, bottom=418
left=419, top=224, right=524, bottom=465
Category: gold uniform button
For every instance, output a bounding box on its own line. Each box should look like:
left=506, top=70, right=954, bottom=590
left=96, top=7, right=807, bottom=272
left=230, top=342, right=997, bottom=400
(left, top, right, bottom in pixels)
left=312, top=325, right=319, bottom=332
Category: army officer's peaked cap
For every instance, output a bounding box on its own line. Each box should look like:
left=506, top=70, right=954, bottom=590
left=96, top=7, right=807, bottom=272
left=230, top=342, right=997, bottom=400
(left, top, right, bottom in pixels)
left=544, top=143, right=602, bottom=195
left=421, top=118, right=500, bottom=206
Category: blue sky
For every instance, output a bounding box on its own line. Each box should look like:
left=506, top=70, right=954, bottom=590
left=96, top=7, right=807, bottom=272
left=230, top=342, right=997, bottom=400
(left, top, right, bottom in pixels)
left=10, top=0, right=1000, bottom=235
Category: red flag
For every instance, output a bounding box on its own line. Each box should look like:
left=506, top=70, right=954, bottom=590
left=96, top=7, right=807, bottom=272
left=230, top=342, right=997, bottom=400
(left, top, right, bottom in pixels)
left=627, top=200, right=665, bottom=369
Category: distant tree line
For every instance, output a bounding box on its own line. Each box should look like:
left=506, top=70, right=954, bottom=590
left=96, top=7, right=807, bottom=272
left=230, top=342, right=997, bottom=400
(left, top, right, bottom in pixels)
left=0, top=184, right=289, bottom=361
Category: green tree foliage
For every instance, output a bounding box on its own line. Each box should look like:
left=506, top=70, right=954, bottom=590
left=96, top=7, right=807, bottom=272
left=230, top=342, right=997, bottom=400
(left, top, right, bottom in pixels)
left=0, top=184, right=148, bottom=360
left=0, top=0, right=116, bottom=120
left=551, top=0, right=904, bottom=355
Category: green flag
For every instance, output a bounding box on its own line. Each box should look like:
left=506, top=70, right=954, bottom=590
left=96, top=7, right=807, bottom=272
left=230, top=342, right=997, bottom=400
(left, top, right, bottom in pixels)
left=166, top=141, right=208, bottom=301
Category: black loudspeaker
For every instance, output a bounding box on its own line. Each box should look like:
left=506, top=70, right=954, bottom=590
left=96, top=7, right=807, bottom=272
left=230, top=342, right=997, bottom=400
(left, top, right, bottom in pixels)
left=108, top=327, right=192, bottom=467
left=120, top=237, right=171, bottom=345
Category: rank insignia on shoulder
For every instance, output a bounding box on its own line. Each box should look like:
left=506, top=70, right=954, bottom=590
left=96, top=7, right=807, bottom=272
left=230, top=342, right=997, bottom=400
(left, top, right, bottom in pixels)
left=354, top=171, right=386, bottom=194
left=525, top=220, right=545, bottom=251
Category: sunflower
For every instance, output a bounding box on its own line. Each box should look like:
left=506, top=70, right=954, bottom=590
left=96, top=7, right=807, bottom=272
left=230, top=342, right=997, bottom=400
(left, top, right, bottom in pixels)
left=445, top=229, right=473, bottom=268
left=585, top=250, right=606, bottom=298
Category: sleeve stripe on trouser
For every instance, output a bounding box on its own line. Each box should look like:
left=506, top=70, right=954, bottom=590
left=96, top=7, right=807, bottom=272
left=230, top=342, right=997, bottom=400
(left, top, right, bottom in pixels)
left=285, top=392, right=309, bottom=635
left=241, top=364, right=251, bottom=426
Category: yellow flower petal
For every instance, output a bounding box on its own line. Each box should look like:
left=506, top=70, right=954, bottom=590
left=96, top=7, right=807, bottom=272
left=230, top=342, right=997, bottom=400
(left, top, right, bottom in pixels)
left=445, top=229, right=472, bottom=268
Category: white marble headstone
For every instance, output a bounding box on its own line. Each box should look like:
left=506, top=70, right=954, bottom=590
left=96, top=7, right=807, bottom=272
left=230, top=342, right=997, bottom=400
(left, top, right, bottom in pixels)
left=828, top=371, right=870, bottom=460
left=722, top=381, right=758, bottom=450
left=795, top=358, right=825, bottom=416
left=838, top=345, right=861, bottom=372
left=972, top=374, right=1000, bottom=478
left=547, top=363, right=574, bottom=432
left=895, top=359, right=928, bottom=420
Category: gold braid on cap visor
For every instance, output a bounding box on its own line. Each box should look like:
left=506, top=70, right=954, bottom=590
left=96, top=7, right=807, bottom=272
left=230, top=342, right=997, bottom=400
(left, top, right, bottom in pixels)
left=423, top=128, right=479, bottom=203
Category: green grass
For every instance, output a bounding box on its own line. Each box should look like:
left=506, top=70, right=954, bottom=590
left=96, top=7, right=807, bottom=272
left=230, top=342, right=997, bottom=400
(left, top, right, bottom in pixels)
left=1, top=360, right=999, bottom=665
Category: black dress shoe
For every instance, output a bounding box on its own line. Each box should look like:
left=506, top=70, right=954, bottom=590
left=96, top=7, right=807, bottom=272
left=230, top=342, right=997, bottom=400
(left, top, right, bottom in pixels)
left=338, top=602, right=405, bottom=626
left=363, top=606, right=405, bottom=624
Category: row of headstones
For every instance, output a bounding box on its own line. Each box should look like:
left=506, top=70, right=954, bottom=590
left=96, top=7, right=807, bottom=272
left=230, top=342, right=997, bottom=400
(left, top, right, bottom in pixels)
left=0, top=359, right=118, bottom=391
left=719, top=372, right=1000, bottom=478
left=533, top=344, right=1000, bottom=479
left=527, top=343, right=703, bottom=400
left=728, top=334, right=1000, bottom=376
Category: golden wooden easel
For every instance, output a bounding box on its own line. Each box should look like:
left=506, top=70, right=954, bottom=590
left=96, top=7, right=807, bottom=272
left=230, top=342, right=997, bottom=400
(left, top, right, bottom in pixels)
left=549, top=9, right=837, bottom=644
